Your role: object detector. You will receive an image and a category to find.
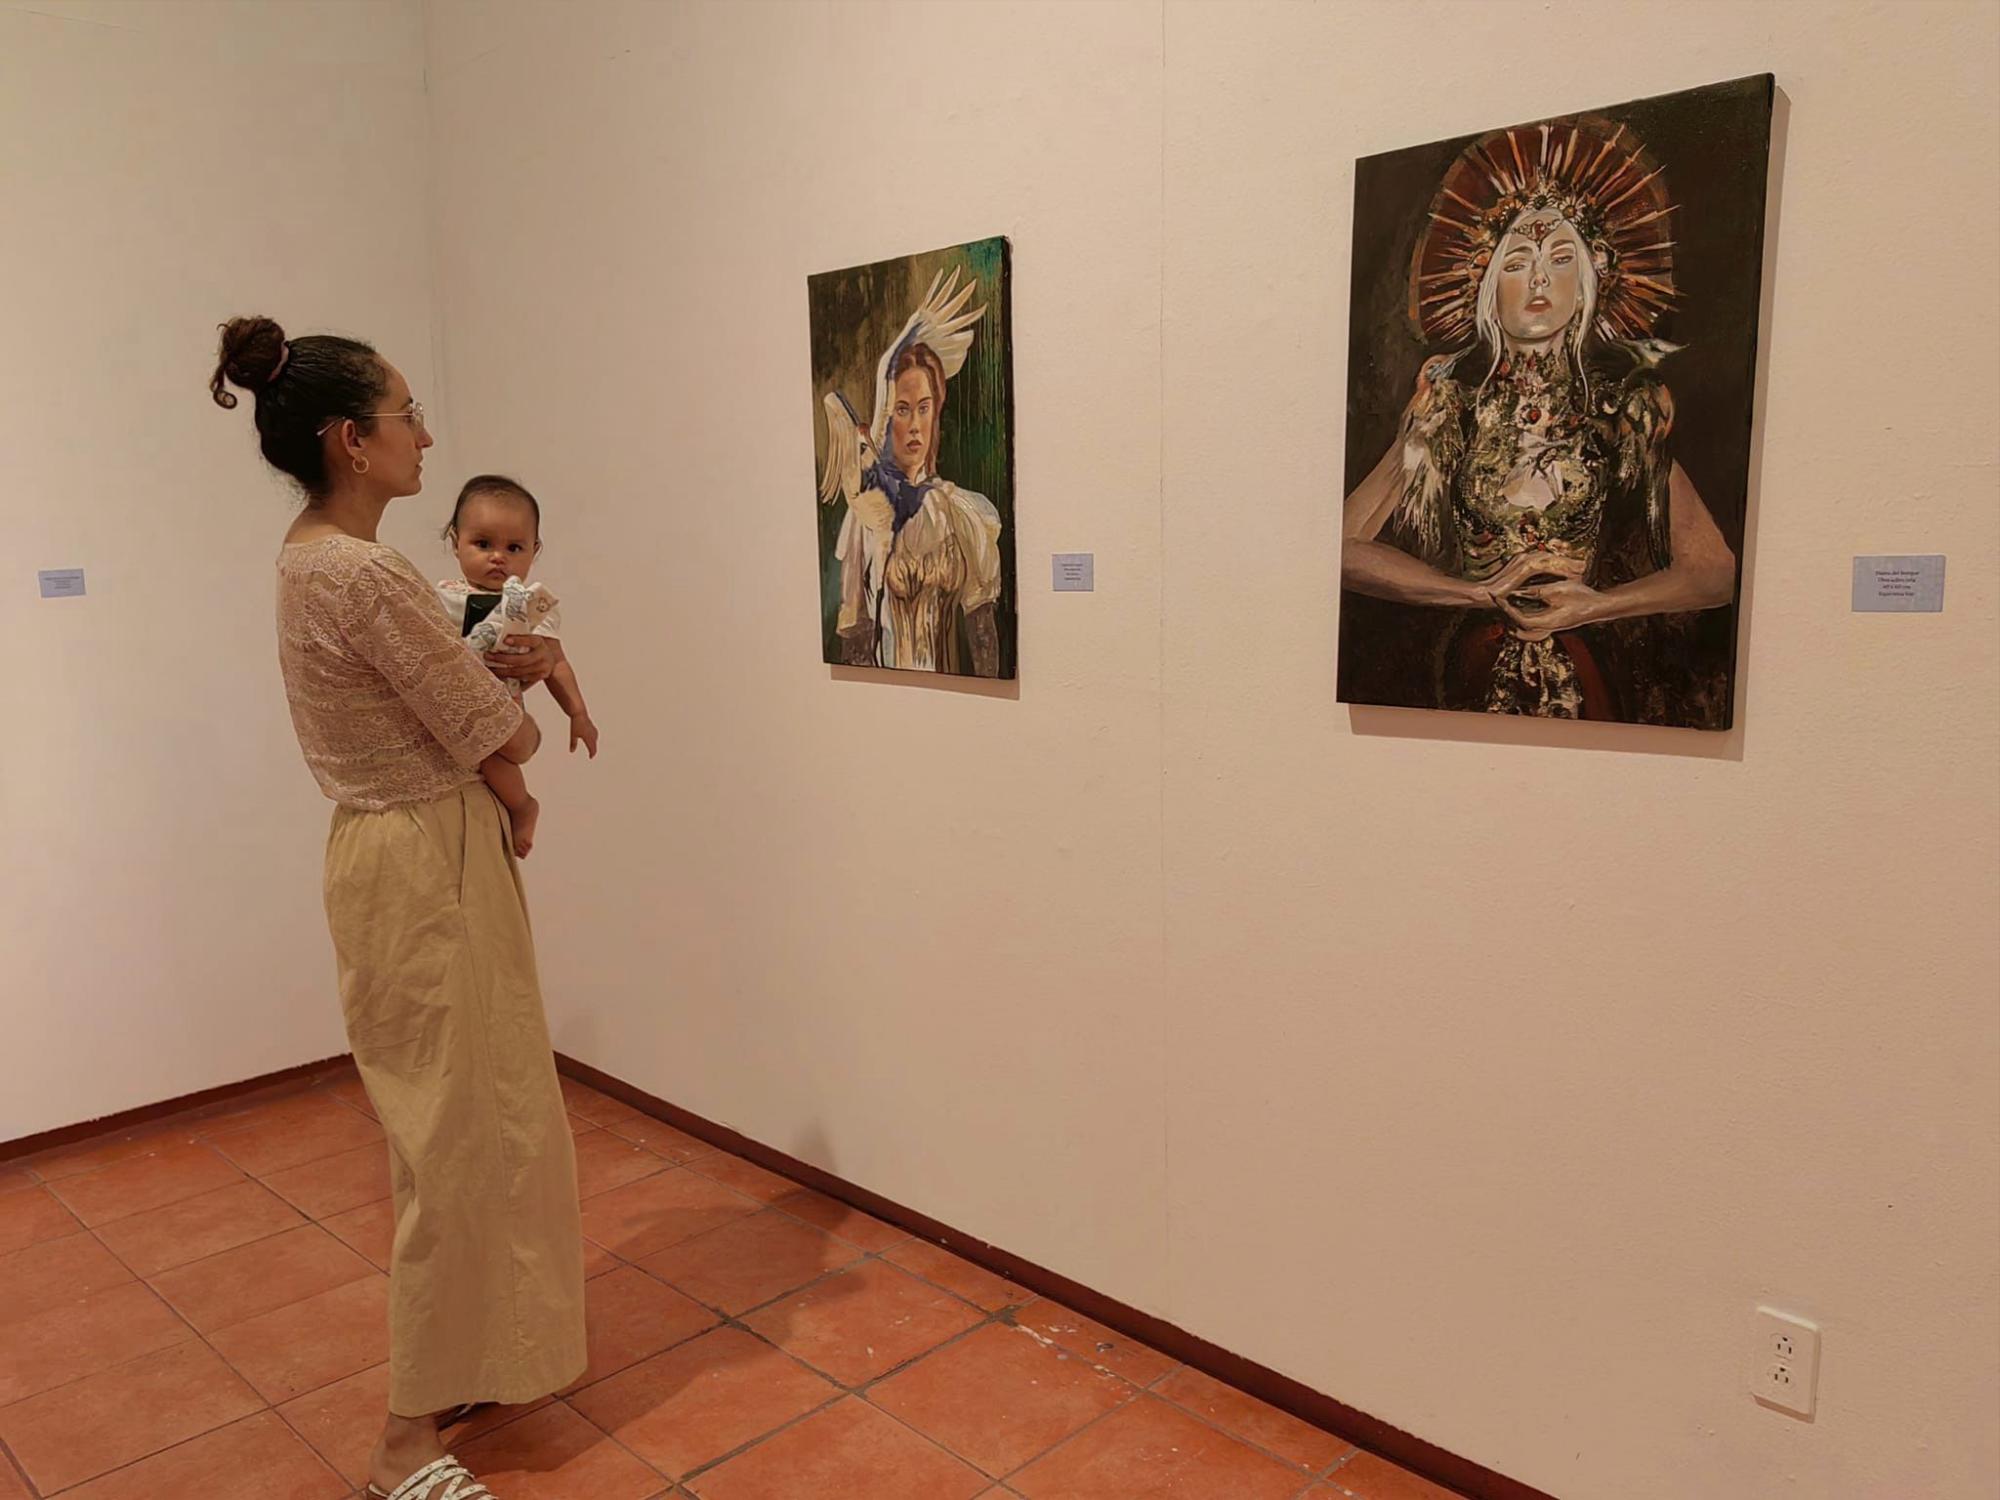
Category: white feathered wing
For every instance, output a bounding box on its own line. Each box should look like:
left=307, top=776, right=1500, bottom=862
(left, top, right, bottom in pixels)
left=866, top=267, right=985, bottom=449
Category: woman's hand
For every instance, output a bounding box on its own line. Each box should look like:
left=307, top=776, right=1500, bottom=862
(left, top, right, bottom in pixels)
left=1494, top=578, right=1609, bottom=640
left=1483, top=550, right=1584, bottom=598
left=1481, top=460, right=1741, bottom=639
left=1484, top=551, right=1605, bottom=642
left=486, top=636, right=557, bottom=688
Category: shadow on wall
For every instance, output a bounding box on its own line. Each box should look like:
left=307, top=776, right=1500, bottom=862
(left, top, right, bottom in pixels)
left=830, top=664, right=1021, bottom=701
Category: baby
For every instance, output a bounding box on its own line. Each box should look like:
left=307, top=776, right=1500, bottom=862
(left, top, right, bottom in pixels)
left=436, top=475, right=598, bottom=857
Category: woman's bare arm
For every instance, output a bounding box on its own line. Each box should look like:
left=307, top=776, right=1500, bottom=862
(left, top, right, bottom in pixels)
left=1340, top=442, right=1489, bottom=608
left=1494, top=463, right=1737, bottom=639
left=1593, top=462, right=1736, bottom=617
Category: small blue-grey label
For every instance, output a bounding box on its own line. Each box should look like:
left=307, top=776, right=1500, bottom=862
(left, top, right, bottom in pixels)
left=1852, top=555, right=1944, bottom=612
left=38, top=569, right=86, bottom=599
left=1052, top=553, right=1094, bottom=592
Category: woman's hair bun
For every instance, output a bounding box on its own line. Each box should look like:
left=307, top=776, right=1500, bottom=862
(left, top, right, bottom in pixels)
left=210, top=316, right=288, bottom=409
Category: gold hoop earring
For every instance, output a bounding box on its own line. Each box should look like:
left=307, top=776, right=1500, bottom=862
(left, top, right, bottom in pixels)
left=352, top=456, right=371, bottom=476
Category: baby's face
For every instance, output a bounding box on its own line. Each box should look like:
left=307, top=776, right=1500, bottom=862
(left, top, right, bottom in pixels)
left=453, top=494, right=538, bottom=590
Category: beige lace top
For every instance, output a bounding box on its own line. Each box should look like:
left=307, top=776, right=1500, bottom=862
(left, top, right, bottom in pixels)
left=276, top=535, right=522, bottom=811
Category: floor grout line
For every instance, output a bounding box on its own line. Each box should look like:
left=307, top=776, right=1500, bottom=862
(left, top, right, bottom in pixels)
left=11, top=1075, right=1421, bottom=1498
left=0, top=1434, right=41, bottom=1500
left=14, top=1066, right=364, bottom=1169
left=993, top=1379, right=1135, bottom=1487
left=671, top=1386, right=850, bottom=1486
left=43, top=1408, right=350, bottom=1499
left=565, top=1221, right=1046, bottom=1486
left=86, top=1188, right=367, bottom=1288
left=0, top=1098, right=402, bottom=1492
left=1136, top=1383, right=1351, bottom=1486
left=1, top=1223, right=276, bottom=1408
left=542, top=1397, right=674, bottom=1491
left=563, top=1085, right=1400, bottom=1492
left=546, top=1084, right=1326, bottom=1490
left=36, top=1140, right=251, bottom=1234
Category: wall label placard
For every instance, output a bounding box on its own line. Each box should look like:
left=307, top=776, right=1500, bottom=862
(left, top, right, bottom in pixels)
left=1852, top=555, right=1945, bottom=613
left=1052, top=554, right=1094, bottom=592
left=38, top=569, right=86, bottom=599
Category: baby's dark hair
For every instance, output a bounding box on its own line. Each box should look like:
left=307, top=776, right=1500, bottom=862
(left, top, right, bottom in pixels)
left=445, top=474, right=543, bottom=542
left=209, top=316, right=387, bottom=502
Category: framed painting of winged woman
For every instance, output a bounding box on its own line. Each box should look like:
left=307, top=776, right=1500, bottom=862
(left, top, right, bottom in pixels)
left=1338, top=75, right=1773, bottom=729
left=809, top=236, right=1016, bottom=679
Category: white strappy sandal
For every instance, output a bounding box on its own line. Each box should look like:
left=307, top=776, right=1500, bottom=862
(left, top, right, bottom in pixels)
left=366, top=1454, right=497, bottom=1499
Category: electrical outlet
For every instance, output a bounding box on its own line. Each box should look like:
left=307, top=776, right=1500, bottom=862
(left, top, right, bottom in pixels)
left=1750, top=1306, right=1820, bottom=1418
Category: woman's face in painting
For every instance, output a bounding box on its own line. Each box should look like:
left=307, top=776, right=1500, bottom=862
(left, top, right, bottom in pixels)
left=889, top=366, right=937, bottom=481
left=1494, top=213, right=1585, bottom=344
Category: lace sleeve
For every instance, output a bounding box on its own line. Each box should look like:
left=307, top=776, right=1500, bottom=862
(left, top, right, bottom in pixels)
left=341, top=552, right=523, bottom=771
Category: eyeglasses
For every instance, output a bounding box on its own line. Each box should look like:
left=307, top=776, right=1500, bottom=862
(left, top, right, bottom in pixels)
left=317, top=401, right=428, bottom=438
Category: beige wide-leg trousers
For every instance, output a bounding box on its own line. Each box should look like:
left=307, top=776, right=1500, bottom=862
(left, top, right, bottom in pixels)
left=324, top=781, right=587, bottom=1416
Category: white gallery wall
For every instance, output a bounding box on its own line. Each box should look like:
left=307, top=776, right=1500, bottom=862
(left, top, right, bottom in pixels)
left=422, top=0, right=1176, bottom=1303
left=5, top=1, right=1995, bottom=1497
left=1159, top=4, right=1997, bottom=1496
left=1, top=0, right=437, bottom=1134
left=424, top=1, right=1998, bottom=1495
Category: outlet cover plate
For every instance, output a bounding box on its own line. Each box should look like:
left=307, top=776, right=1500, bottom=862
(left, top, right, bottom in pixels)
left=1751, top=1306, right=1820, bottom=1418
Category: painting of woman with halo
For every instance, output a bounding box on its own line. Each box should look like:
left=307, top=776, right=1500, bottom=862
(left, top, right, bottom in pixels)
left=1338, top=76, right=1773, bottom=729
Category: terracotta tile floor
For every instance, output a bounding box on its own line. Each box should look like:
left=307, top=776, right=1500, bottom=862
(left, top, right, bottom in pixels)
left=0, top=1067, right=1469, bottom=1499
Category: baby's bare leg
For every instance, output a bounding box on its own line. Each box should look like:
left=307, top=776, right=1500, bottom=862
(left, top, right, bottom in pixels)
left=479, top=754, right=540, bottom=858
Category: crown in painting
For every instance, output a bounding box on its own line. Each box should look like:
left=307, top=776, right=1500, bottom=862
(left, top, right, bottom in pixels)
left=1409, top=115, right=1677, bottom=346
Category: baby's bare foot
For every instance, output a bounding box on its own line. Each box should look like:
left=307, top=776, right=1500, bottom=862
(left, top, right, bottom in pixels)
left=512, top=796, right=540, bottom=858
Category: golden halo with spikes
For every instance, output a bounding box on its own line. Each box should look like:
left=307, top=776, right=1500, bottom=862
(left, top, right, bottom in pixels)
left=1409, top=114, right=1677, bottom=347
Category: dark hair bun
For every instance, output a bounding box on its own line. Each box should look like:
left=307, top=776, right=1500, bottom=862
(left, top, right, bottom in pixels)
left=210, top=316, right=288, bottom=409
left=207, top=318, right=383, bottom=499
